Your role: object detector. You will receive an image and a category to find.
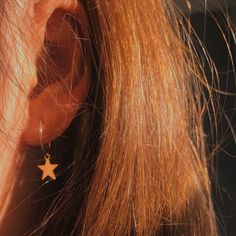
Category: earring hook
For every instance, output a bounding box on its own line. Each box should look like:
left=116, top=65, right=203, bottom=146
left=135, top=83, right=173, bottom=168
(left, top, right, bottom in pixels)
left=39, top=120, right=45, bottom=153
left=39, top=120, right=52, bottom=154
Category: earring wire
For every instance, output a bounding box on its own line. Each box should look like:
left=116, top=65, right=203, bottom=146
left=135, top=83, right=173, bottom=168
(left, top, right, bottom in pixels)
left=39, top=120, right=45, bottom=153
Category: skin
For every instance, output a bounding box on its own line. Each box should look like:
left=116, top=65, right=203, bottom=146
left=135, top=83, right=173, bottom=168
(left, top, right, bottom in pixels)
left=22, top=0, right=91, bottom=145
left=0, top=0, right=90, bottom=221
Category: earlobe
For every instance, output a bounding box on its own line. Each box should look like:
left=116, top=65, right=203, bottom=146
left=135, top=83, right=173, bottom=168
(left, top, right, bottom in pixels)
left=22, top=0, right=92, bottom=145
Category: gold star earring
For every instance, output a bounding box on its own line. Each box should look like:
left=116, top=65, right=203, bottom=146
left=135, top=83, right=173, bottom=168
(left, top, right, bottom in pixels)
left=38, top=121, right=59, bottom=181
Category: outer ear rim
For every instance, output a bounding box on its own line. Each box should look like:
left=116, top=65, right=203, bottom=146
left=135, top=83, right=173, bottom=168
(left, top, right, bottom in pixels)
left=32, top=0, right=88, bottom=54
left=34, top=0, right=79, bottom=21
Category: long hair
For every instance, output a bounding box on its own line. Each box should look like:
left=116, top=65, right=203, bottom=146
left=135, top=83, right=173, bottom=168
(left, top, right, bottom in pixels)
left=0, top=0, right=220, bottom=235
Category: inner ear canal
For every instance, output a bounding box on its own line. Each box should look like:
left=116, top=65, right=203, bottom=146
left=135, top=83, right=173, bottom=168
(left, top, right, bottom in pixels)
left=30, top=8, right=85, bottom=99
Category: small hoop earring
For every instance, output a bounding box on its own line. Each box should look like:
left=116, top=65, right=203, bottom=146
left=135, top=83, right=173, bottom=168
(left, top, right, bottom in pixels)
left=37, top=120, right=59, bottom=181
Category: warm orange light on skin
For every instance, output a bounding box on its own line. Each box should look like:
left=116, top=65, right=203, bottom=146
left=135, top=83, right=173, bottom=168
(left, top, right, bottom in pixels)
left=0, top=0, right=90, bottom=222
left=23, top=67, right=91, bottom=145
left=22, top=0, right=91, bottom=145
left=0, top=1, right=36, bottom=221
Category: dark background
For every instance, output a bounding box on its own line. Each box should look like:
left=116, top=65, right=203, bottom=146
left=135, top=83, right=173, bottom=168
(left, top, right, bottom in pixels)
left=191, top=6, right=236, bottom=236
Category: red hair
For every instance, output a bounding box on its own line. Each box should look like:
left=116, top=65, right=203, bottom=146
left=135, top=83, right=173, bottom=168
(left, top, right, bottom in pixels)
left=0, top=0, right=219, bottom=235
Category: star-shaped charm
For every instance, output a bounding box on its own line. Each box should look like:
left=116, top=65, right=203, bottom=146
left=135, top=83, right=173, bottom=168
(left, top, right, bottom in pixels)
left=38, top=153, right=59, bottom=181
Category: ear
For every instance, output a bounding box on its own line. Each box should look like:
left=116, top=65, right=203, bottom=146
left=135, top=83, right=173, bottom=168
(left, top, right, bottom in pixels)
left=22, top=0, right=92, bottom=145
